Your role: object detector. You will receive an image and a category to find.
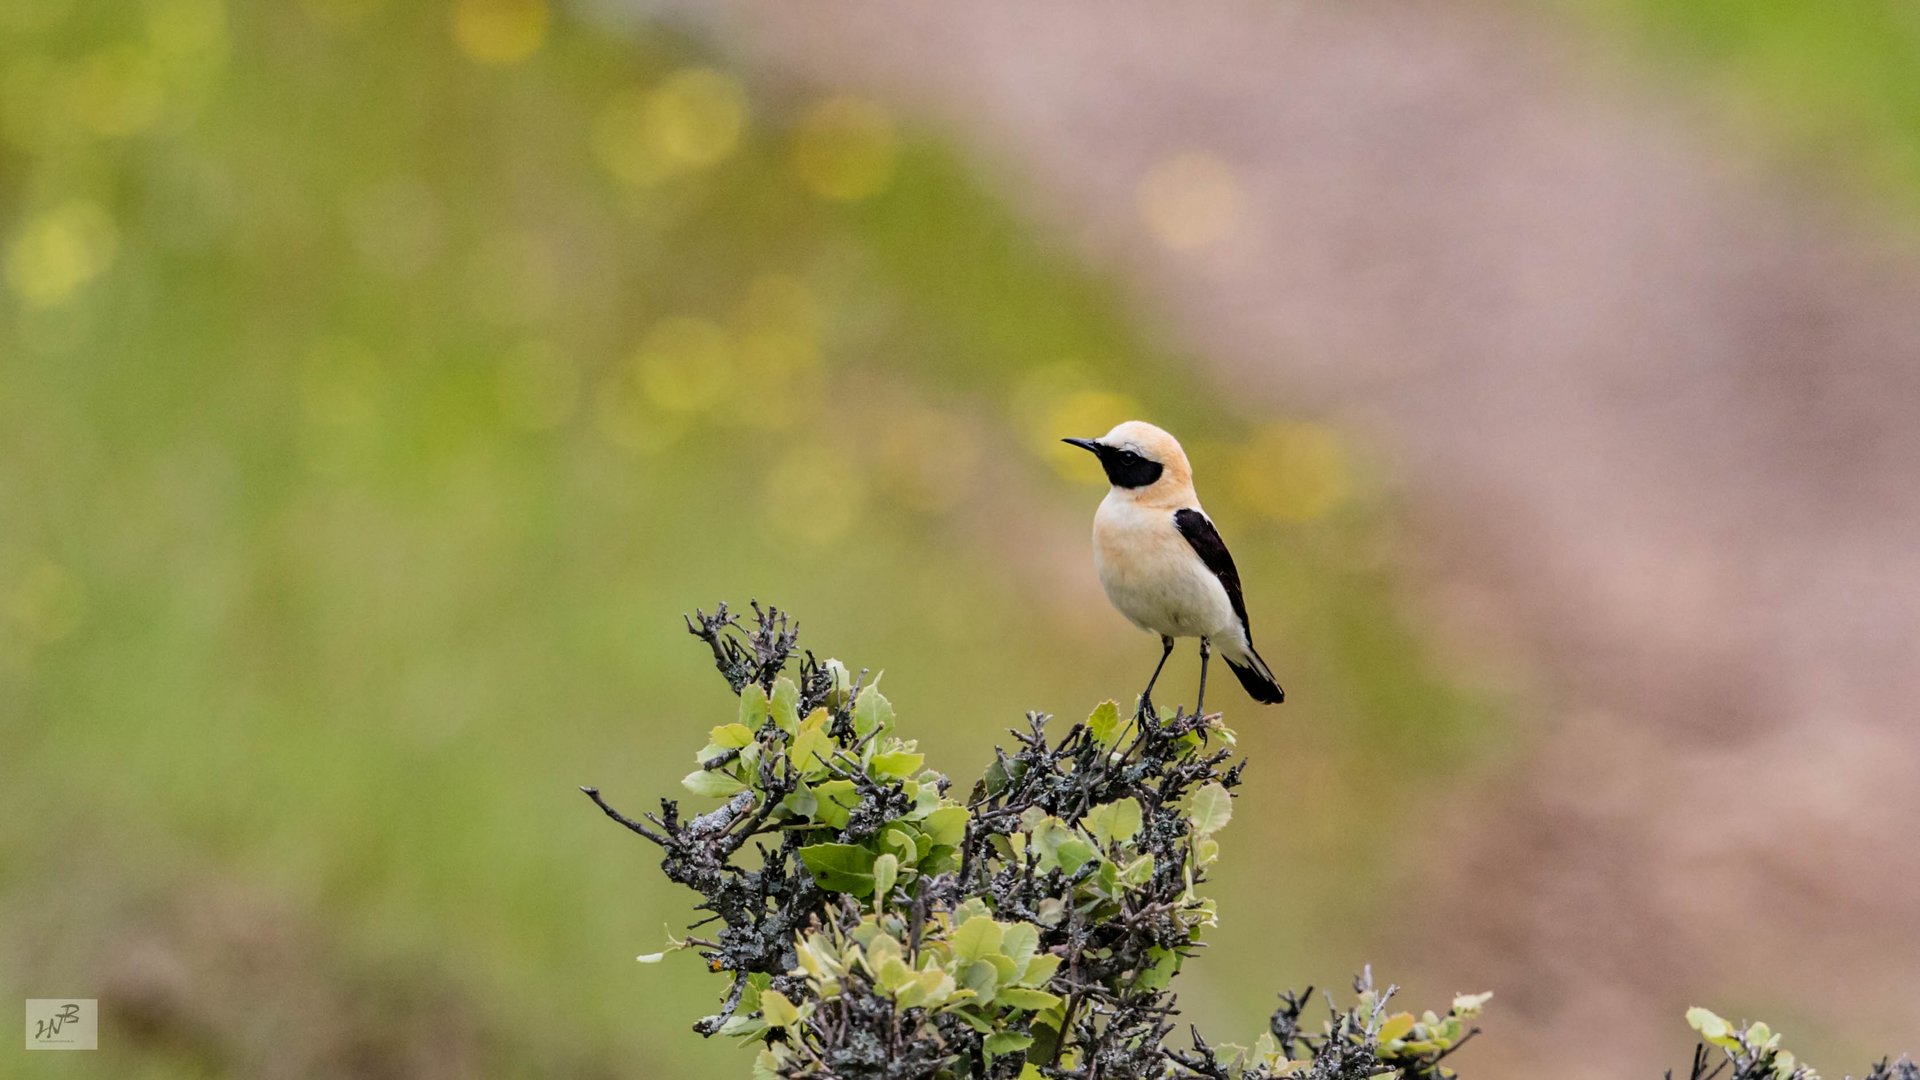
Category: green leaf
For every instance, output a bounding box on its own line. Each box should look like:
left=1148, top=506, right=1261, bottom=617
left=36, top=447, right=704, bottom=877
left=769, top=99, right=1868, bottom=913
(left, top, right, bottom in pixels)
left=682, top=769, right=746, bottom=798
left=1133, top=947, right=1178, bottom=992
left=811, top=779, right=859, bottom=828
left=868, top=749, right=925, bottom=779
left=1686, top=1006, right=1731, bottom=1041
left=1035, top=898, right=1067, bottom=927
left=995, top=987, right=1063, bottom=1011
left=1186, top=782, right=1233, bottom=835
left=1377, top=1013, right=1416, bottom=1045
left=983, top=757, right=1011, bottom=798
left=760, top=990, right=800, bottom=1029
left=738, top=972, right=770, bottom=1015
left=780, top=784, right=818, bottom=818
left=984, top=1031, right=1034, bottom=1057
left=880, top=824, right=919, bottom=864
left=1052, top=837, right=1096, bottom=875
left=1451, top=991, right=1492, bottom=1019
left=1118, top=852, right=1156, bottom=888
left=1032, top=817, right=1095, bottom=874
left=920, top=805, right=968, bottom=847
left=999, top=922, right=1040, bottom=973
left=853, top=683, right=893, bottom=738
left=798, top=842, right=878, bottom=896
left=918, top=843, right=959, bottom=875
left=1086, top=699, right=1125, bottom=748
left=740, top=683, right=771, bottom=729
left=822, top=658, right=853, bottom=707
left=871, top=853, right=898, bottom=905
left=717, top=1014, right=766, bottom=1038
left=1085, top=797, right=1143, bottom=846
left=1019, top=953, right=1062, bottom=987
left=789, top=709, right=834, bottom=776
left=770, top=677, right=801, bottom=735
left=708, top=723, right=756, bottom=749
left=950, top=916, right=1003, bottom=964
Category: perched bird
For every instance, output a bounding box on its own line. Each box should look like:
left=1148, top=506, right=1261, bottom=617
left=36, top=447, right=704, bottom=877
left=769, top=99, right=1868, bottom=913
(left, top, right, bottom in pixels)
left=1064, top=421, right=1285, bottom=714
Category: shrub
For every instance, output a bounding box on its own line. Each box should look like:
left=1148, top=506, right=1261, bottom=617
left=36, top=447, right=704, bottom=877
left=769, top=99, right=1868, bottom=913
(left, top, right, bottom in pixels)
left=583, top=602, right=1910, bottom=1080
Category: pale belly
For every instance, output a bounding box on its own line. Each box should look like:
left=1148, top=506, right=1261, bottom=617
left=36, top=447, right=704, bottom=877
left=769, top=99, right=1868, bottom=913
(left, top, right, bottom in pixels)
left=1092, top=501, right=1240, bottom=641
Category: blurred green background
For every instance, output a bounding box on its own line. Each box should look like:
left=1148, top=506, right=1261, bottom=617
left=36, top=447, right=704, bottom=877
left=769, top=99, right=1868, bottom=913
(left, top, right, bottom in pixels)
left=3, top=1, right=1915, bottom=1077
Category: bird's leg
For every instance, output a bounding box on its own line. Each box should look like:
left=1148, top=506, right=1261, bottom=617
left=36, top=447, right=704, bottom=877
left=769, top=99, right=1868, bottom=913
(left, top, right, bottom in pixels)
left=1196, top=638, right=1212, bottom=716
left=1139, top=636, right=1175, bottom=719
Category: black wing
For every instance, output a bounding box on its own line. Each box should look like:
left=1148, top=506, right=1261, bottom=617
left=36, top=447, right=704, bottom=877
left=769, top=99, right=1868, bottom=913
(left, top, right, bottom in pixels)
left=1173, top=508, right=1250, bottom=634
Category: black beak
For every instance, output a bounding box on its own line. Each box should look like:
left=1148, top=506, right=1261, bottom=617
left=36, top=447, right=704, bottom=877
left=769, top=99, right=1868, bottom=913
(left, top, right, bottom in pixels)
left=1062, top=437, right=1102, bottom=454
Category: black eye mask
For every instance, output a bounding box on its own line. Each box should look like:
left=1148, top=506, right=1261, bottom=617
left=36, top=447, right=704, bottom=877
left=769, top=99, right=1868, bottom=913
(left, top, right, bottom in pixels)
left=1096, top=446, right=1164, bottom=489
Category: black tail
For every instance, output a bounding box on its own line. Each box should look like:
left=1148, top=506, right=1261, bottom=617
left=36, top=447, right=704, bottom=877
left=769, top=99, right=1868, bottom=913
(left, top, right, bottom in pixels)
left=1225, top=650, right=1285, bottom=704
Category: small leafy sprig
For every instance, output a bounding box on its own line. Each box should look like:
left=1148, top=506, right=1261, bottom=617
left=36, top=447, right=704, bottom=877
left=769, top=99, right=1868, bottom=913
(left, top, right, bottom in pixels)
left=1677, top=1008, right=1917, bottom=1080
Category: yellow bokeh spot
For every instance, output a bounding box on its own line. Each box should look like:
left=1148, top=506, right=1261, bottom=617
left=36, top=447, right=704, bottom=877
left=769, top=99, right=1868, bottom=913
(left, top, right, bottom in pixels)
left=593, top=68, right=746, bottom=185
left=763, top=444, right=866, bottom=547
left=634, top=317, right=733, bottom=413
left=6, top=201, right=118, bottom=307
left=451, top=0, right=547, bottom=65
left=594, top=373, right=685, bottom=455
left=647, top=68, right=745, bottom=170
left=790, top=96, right=897, bottom=202
left=1041, top=389, right=1140, bottom=480
left=1136, top=151, right=1242, bottom=252
left=1232, top=421, right=1351, bottom=523
left=592, top=89, right=671, bottom=186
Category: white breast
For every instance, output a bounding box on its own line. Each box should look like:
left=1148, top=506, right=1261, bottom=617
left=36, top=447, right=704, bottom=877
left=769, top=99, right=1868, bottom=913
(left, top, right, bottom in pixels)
left=1090, top=493, right=1241, bottom=642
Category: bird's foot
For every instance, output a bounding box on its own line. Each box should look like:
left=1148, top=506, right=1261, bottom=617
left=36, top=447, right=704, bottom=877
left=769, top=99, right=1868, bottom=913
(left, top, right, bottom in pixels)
left=1135, top=693, right=1159, bottom=722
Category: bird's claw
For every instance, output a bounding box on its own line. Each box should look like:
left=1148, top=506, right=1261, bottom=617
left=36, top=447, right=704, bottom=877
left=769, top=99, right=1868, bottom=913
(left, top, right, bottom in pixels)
left=1136, top=694, right=1159, bottom=722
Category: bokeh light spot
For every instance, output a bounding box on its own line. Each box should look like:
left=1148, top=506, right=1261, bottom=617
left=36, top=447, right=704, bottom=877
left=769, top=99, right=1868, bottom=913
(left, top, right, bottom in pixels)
left=594, top=372, right=684, bottom=455
left=1232, top=421, right=1351, bottom=523
left=646, top=68, right=746, bottom=170
left=6, top=201, right=119, bottom=308
left=593, top=68, right=746, bottom=185
left=1041, top=389, right=1140, bottom=480
left=1136, top=151, right=1243, bottom=252
left=790, top=96, right=897, bottom=202
left=451, top=0, right=547, bottom=65
left=634, top=317, right=733, bottom=414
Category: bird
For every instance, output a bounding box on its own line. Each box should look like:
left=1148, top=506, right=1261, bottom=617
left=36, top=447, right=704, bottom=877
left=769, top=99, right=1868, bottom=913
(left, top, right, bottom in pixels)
left=1064, top=421, right=1285, bottom=716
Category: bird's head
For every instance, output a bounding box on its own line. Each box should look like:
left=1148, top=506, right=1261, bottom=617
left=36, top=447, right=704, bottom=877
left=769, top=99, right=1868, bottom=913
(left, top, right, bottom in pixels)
left=1063, top=420, right=1193, bottom=497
